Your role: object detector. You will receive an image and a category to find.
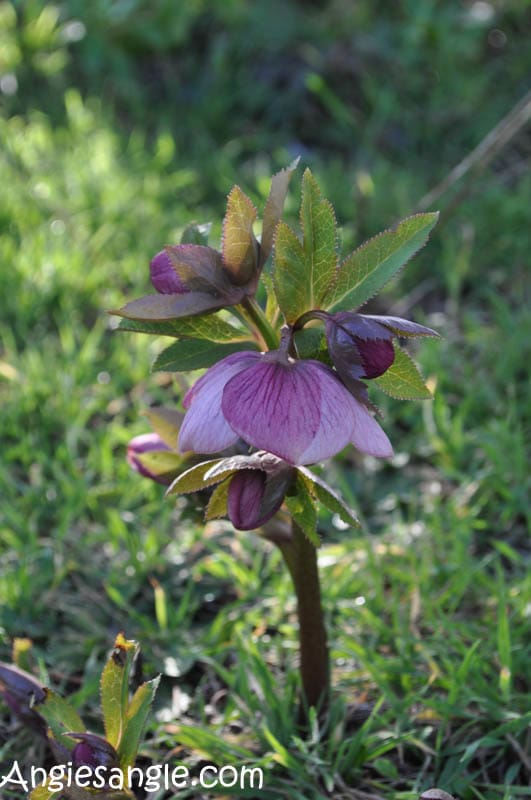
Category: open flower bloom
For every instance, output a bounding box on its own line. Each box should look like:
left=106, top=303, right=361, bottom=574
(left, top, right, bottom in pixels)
left=325, top=312, right=439, bottom=383
left=178, top=350, right=393, bottom=465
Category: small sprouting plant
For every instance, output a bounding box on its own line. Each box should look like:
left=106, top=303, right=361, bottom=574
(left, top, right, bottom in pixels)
left=0, top=634, right=158, bottom=799
left=116, top=163, right=439, bottom=715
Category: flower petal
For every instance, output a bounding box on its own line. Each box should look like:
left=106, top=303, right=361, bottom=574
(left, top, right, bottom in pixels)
left=179, top=352, right=261, bottom=454
left=356, top=337, right=395, bottom=378
left=363, top=314, right=440, bottom=338
left=348, top=397, right=393, bottom=458
left=222, top=359, right=356, bottom=465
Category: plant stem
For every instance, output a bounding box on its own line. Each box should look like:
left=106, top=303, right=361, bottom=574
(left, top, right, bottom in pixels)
left=240, top=297, right=279, bottom=351
left=277, top=521, right=330, bottom=717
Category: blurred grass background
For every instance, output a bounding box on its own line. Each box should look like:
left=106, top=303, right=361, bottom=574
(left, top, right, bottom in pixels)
left=0, top=1, right=530, bottom=798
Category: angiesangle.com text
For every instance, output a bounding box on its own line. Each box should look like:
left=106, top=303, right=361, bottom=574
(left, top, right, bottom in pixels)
left=0, top=760, right=265, bottom=793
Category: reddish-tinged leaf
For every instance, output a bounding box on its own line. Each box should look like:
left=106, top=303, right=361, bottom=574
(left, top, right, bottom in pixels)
left=112, top=292, right=226, bottom=321
left=260, top=158, right=299, bottom=268
left=222, top=186, right=258, bottom=285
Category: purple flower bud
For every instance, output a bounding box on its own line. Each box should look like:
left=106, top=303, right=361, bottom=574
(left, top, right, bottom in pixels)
left=0, top=663, right=47, bottom=734
left=72, top=741, right=98, bottom=768
left=325, top=312, right=395, bottom=381
left=227, top=467, right=292, bottom=530
left=150, top=250, right=189, bottom=294
left=127, top=433, right=172, bottom=484
left=70, top=733, right=119, bottom=770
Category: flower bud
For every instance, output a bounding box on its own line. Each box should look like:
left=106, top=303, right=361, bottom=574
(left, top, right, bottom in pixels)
left=150, top=250, right=189, bottom=294
left=127, top=433, right=172, bottom=484
left=227, top=466, right=293, bottom=530
left=325, top=312, right=395, bottom=381
left=0, top=663, right=47, bottom=733
left=70, top=733, right=119, bottom=770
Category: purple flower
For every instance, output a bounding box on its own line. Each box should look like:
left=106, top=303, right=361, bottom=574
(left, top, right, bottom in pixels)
left=178, top=350, right=392, bottom=465
left=325, top=312, right=439, bottom=383
left=127, top=433, right=172, bottom=484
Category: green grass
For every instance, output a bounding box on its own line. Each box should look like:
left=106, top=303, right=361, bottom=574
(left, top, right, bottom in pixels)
left=1, top=1, right=530, bottom=798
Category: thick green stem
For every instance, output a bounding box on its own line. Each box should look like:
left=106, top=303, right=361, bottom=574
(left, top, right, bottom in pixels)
left=277, top=521, right=330, bottom=715
left=240, top=297, right=279, bottom=351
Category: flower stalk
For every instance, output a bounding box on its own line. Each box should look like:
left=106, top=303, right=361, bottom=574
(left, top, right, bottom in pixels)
left=277, top=520, right=330, bottom=717
left=240, top=296, right=279, bottom=351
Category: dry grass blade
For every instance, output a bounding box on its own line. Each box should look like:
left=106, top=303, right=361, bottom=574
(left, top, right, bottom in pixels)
left=417, top=90, right=531, bottom=211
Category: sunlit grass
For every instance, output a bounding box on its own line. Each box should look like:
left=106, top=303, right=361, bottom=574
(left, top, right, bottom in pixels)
left=1, top=2, right=530, bottom=796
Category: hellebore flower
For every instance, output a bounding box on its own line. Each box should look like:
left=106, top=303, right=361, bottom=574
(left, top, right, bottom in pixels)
left=127, top=433, right=172, bottom=484
left=325, top=312, right=439, bottom=384
left=178, top=350, right=392, bottom=465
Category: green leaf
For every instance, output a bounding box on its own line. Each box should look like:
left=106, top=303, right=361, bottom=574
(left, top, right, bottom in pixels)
left=152, top=339, right=257, bottom=372
left=118, top=676, right=160, bottom=771
left=222, top=185, right=258, bottom=284
left=285, top=474, right=319, bottom=546
left=35, top=689, right=86, bottom=751
left=166, top=454, right=276, bottom=495
left=299, top=168, right=338, bottom=306
left=273, top=170, right=338, bottom=323
left=100, top=634, right=138, bottom=750
left=325, top=212, right=439, bottom=312
left=145, top=407, right=183, bottom=449
left=273, top=220, right=308, bottom=323
left=166, top=459, right=228, bottom=494
left=180, top=222, right=211, bottom=246
left=137, top=450, right=183, bottom=481
left=117, top=311, right=248, bottom=342
left=374, top=344, right=432, bottom=399
left=204, top=479, right=231, bottom=520
left=260, top=157, right=299, bottom=268
left=298, top=467, right=360, bottom=528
